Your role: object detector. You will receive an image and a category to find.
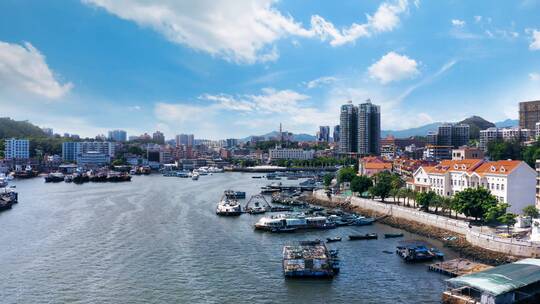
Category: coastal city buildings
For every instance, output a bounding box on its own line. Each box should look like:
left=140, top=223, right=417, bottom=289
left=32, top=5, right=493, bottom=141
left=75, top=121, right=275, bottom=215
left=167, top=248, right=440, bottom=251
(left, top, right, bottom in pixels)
left=423, top=145, right=453, bottom=161
left=152, top=131, right=165, bottom=144
left=176, top=134, right=194, bottom=147
left=358, top=101, right=381, bottom=156
left=269, top=148, right=314, bottom=160
left=358, top=156, right=392, bottom=177
left=226, top=138, right=239, bottom=148
left=339, top=102, right=358, bottom=154
left=451, top=146, right=484, bottom=160
left=479, top=127, right=532, bottom=151
left=519, top=100, right=540, bottom=130
left=108, top=130, right=127, bottom=142
left=333, top=125, right=340, bottom=144
left=408, top=159, right=536, bottom=214
left=427, top=123, right=470, bottom=148
left=62, top=141, right=115, bottom=165
left=4, top=138, right=29, bottom=160
left=317, top=126, right=330, bottom=142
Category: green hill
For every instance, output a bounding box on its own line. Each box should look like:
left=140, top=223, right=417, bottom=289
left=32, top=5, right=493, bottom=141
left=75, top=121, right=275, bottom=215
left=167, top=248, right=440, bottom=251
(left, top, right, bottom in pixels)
left=458, top=116, right=495, bottom=139
left=0, top=117, right=47, bottom=139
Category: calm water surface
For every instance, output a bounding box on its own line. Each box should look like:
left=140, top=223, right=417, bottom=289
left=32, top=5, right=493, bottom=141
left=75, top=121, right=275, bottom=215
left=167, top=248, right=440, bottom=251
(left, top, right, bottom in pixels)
left=0, top=173, right=455, bottom=303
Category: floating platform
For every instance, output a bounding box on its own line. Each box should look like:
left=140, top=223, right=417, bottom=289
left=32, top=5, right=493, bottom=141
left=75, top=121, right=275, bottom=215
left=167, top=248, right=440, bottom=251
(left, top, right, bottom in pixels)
left=428, top=258, right=492, bottom=277
left=282, top=240, right=339, bottom=278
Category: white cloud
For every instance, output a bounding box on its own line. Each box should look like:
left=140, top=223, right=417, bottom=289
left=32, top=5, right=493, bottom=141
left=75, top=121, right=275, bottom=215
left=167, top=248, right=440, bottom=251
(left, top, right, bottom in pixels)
left=0, top=41, right=72, bottom=99
left=529, top=72, right=540, bottom=81
left=474, top=16, right=482, bottom=23
left=451, top=19, right=466, bottom=27
left=200, top=88, right=309, bottom=113
left=83, top=0, right=414, bottom=63
left=528, top=29, right=540, bottom=50
left=305, top=76, right=338, bottom=89
left=368, top=52, right=419, bottom=84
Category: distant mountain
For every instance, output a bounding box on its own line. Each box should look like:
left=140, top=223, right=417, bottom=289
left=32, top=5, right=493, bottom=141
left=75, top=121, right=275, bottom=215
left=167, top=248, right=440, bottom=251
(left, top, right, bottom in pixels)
left=458, top=116, right=495, bottom=139
left=0, top=117, right=46, bottom=139
left=381, top=122, right=442, bottom=138
left=242, top=131, right=317, bottom=142
left=494, top=119, right=519, bottom=128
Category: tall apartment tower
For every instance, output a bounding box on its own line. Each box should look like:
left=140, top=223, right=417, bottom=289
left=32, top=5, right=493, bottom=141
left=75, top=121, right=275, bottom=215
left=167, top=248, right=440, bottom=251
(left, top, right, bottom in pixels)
left=339, top=102, right=358, bottom=153
left=519, top=100, right=540, bottom=130
left=317, top=126, right=330, bottom=142
left=333, top=125, right=340, bottom=144
left=358, top=101, right=381, bottom=156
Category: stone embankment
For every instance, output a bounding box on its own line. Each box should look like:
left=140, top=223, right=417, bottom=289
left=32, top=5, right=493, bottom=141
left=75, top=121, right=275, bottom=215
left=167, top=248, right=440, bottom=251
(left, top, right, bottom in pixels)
left=306, top=190, right=540, bottom=265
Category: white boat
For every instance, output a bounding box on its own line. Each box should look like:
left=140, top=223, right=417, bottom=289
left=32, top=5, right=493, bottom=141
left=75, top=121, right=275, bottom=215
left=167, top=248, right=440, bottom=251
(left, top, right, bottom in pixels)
left=254, top=213, right=335, bottom=231
left=216, top=197, right=242, bottom=216
left=0, top=174, right=8, bottom=188
left=192, top=173, right=199, bottom=180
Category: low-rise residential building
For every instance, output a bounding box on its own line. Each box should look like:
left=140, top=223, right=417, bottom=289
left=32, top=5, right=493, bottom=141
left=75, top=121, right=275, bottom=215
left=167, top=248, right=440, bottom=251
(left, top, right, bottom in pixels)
left=451, top=146, right=484, bottom=160
left=269, top=148, right=314, bottom=160
left=423, top=145, right=452, bottom=161
left=358, top=156, right=392, bottom=177
left=4, top=138, right=30, bottom=160
left=392, top=158, right=436, bottom=178
left=479, top=127, right=532, bottom=151
left=408, top=159, right=536, bottom=214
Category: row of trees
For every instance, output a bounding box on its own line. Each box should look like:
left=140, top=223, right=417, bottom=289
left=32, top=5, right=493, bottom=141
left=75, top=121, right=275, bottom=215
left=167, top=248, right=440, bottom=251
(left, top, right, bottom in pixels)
left=273, top=157, right=357, bottom=168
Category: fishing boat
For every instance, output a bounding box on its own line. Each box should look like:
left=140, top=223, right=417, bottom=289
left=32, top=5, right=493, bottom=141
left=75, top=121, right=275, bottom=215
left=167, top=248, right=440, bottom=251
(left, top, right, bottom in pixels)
left=396, top=241, right=444, bottom=262
left=326, top=237, right=342, bottom=243
left=348, top=233, right=378, bottom=240
left=384, top=233, right=404, bottom=238
left=224, top=190, right=246, bottom=199
left=44, top=172, right=65, bottom=183
left=349, top=216, right=375, bottom=226
left=282, top=240, right=339, bottom=278
left=215, top=196, right=242, bottom=216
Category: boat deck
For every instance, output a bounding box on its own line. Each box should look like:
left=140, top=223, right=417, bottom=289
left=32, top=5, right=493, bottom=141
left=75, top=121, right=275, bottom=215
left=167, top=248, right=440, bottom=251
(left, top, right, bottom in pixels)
left=428, top=258, right=492, bottom=277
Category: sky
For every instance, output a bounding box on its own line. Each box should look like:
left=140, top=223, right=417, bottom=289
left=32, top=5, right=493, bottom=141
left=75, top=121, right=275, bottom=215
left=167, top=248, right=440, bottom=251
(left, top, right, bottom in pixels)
left=0, top=0, right=540, bottom=140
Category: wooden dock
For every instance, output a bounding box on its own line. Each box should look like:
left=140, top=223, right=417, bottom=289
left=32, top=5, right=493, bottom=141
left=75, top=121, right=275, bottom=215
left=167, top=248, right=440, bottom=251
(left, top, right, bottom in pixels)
left=428, top=258, right=492, bottom=277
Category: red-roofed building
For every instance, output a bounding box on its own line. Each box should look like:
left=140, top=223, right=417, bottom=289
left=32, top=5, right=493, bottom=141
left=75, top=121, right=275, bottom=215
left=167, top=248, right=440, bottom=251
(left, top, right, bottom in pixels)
left=359, top=156, right=392, bottom=177
left=408, top=159, right=535, bottom=214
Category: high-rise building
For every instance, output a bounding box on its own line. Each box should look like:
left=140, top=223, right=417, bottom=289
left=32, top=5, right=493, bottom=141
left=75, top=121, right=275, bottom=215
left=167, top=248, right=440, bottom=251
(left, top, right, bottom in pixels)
left=226, top=138, right=239, bottom=148
left=5, top=138, right=29, bottom=160
left=317, top=126, right=330, bottom=142
left=519, top=100, right=540, bottom=131
left=175, top=134, right=194, bottom=147
left=358, top=101, right=381, bottom=156
left=333, top=125, right=340, bottom=144
left=339, top=102, right=358, bottom=153
left=152, top=131, right=165, bottom=144
left=428, top=123, right=470, bottom=148
left=479, top=127, right=532, bottom=151
left=108, top=130, right=127, bottom=142
left=62, top=141, right=115, bottom=162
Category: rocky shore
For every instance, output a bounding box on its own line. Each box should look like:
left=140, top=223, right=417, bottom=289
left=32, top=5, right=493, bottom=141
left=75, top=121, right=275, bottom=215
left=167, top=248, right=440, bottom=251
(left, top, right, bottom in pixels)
left=304, top=194, right=516, bottom=266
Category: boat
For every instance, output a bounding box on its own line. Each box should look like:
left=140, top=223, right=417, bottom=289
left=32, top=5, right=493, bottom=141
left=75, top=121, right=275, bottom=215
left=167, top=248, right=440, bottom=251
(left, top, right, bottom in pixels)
left=252, top=176, right=263, bottom=179
left=384, top=233, right=404, bottom=238
left=396, top=241, right=444, bottom=262
left=382, top=250, right=394, bottom=254
left=44, top=172, right=65, bottom=183
left=216, top=196, right=242, bottom=216
left=107, top=172, right=132, bottom=182
left=0, top=174, right=9, bottom=188
left=0, top=197, right=13, bottom=211
left=73, top=172, right=90, bottom=184
left=224, top=190, right=246, bottom=199
left=255, top=213, right=336, bottom=231
left=271, top=227, right=297, bottom=233
left=176, top=171, right=190, bottom=178
left=64, top=175, right=73, bottom=183
left=348, top=233, right=378, bottom=240
left=270, top=206, right=293, bottom=212
left=349, top=216, right=375, bottom=226
left=244, top=194, right=271, bottom=214
left=191, top=173, right=199, bottom=180
left=282, top=240, right=339, bottom=278
left=326, top=237, right=342, bottom=243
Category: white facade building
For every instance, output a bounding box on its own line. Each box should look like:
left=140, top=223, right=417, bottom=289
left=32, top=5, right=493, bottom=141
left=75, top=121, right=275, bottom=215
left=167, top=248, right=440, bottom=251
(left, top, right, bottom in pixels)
left=479, top=127, right=532, bottom=151
left=408, top=159, right=536, bottom=214
left=5, top=138, right=30, bottom=160
left=269, top=148, right=314, bottom=160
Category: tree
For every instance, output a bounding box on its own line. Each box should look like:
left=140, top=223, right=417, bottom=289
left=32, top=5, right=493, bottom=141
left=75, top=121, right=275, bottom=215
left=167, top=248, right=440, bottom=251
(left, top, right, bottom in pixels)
left=484, top=203, right=510, bottom=224
left=323, top=174, right=334, bottom=188
left=350, top=175, right=372, bottom=196
left=416, top=191, right=438, bottom=212
left=337, top=166, right=357, bottom=184
left=523, top=205, right=540, bottom=218
left=498, top=213, right=517, bottom=235
left=369, top=171, right=393, bottom=202
left=487, top=139, right=522, bottom=161
left=440, top=196, right=454, bottom=217
left=452, top=187, right=498, bottom=221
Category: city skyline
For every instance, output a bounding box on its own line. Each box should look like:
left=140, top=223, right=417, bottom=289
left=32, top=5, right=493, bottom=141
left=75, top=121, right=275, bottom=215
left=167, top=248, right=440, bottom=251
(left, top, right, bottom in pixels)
left=1, top=1, right=540, bottom=139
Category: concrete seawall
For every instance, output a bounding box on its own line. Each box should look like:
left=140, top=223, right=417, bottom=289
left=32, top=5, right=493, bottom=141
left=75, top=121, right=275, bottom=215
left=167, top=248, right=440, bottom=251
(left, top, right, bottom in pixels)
left=313, top=190, right=540, bottom=257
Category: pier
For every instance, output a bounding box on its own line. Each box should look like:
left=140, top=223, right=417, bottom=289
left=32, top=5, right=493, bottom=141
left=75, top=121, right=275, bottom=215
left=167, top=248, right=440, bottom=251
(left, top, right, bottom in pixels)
left=429, top=258, right=492, bottom=277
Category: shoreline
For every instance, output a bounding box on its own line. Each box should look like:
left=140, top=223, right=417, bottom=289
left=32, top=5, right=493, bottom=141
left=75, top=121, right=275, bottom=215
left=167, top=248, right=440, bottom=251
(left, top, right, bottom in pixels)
left=303, top=194, right=516, bottom=266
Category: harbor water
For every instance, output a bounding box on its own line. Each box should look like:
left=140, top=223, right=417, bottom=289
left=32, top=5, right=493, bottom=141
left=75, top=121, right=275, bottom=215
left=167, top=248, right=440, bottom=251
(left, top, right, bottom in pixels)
left=0, top=173, right=456, bottom=303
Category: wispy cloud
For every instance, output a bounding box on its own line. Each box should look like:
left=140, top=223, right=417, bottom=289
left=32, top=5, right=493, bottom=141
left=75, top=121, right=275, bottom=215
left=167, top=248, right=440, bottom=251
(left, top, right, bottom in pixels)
left=305, top=76, right=338, bottom=89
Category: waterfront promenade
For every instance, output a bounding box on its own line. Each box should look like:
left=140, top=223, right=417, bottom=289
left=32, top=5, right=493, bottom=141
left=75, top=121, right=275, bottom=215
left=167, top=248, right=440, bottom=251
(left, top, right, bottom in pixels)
left=312, top=190, right=540, bottom=258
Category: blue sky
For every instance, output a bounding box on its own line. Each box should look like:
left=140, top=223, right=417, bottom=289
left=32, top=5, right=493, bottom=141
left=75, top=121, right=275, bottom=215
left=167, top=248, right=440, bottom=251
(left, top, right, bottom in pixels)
left=0, top=0, right=539, bottom=139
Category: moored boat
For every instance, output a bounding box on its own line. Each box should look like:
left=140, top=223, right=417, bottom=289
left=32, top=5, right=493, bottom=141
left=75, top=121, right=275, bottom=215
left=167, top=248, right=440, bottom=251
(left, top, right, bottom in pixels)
left=255, top=213, right=336, bottom=232
left=384, top=233, right=404, bottom=238
left=326, top=237, right=342, bottom=243
left=348, top=233, right=378, bottom=240
left=44, top=172, right=65, bottom=183
left=282, top=240, right=339, bottom=278
left=396, top=241, right=444, bottom=262
left=216, top=196, right=242, bottom=216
